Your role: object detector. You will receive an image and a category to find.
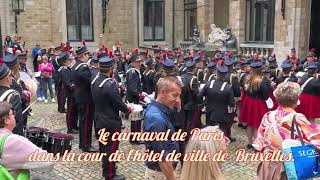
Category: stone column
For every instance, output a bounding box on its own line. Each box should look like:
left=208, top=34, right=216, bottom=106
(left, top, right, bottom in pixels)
left=197, top=0, right=214, bottom=43
left=229, top=0, right=246, bottom=48
left=273, top=0, right=311, bottom=64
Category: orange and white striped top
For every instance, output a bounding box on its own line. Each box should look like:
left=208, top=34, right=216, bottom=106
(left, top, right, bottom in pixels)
left=253, top=106, right=320, bottom=153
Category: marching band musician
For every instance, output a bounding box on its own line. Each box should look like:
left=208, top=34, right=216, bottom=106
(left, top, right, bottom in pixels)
left=267, top=53, right=278, bottom=82
left=4, top=52, right=31, bottom=131
left=181, top=59, right=201, bottom=134
left=126, top=48, right=144, bottom=145
left=91, top=51, right=133, bottom=180
left=194, top=53, right=205, bottom=83
left=142, top=55, right=156, bottom=95
left=58, top=52, right=79, bottom=134
left=178, top=54, right=190, bottom=76
left=276, top=58, right=298, bottom=85
left=203, top=58, right=217, bottom=83
left=71, top=41, right=97, bottom=152
left=51, top=44, right=66, bottom=113
left=224, top=53, right=240, bottom=142
left=296, top=61, right=320, bottom=123
left=89, top=54, right=100, bottom=81
left=198, top=60, right=235, bottom=140
left=290, top=48, right=302, bottom=72
left=0, top=60, right=24, bottom=136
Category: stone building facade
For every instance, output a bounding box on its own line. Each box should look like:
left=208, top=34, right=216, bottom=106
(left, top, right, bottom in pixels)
left=1, top=0, right=319, bottom=63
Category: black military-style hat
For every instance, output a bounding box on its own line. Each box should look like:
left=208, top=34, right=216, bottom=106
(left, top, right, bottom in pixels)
left=193, top=54, right=202, bottom=63
left=185, top=60, right=196, bottom=69
left=0, top=59, right=11, bottom=80
left=99, top=51, right=115, bottom=68
left=207, top=58, right=217, bottom=69
left=242, top=58, right=251, bottom=66
left=57, top=52, right=70, bottom=66
left=217, top=60, right=228, bottom=74
left=250, top=59, right=263, bottom=69
left=17, top=50, right=28, bottom=59
left=263, top=66, right=271, bottom=73
left=281, top=59, right=293, bottom=69
left=91, top=54, right=99, bottom=63
left=224, top=55, right=234, bottom=66
left=306, top=61, right=317, bottom=69
left=144, top=55, right=154, bottom=67
left=76, top=41, right=88, bottom=55
left=3, top=53, right=18, bottom=67
left=161, top=53, right=175, bottom=70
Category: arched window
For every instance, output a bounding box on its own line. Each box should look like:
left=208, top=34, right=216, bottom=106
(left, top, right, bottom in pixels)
left=245, top=0, right=275, bottom=43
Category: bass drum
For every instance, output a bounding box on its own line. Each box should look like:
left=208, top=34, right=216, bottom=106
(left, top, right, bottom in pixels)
left=19, top=71, right=38, bottom=97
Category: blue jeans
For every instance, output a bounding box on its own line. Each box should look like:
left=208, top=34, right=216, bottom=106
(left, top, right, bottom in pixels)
left=36, top=77, right=42, bottom=98
left=40, top=77, right=54, bottom=99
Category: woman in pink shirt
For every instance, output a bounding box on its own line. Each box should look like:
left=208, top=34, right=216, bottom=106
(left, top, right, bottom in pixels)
left=38, top=55, right=55, bottom=103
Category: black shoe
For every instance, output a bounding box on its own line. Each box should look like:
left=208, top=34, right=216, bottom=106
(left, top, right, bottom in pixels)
left=229, top=137, right=236, bottom=143
left=67, top=129, right=79, bottom=134
left=246, top=144, right=254, bottom=150
left=241, top=125, right=247, bottom=129
left=112, top=174, right=125, bottom=180
left=82, top=147, right=98, bottom=153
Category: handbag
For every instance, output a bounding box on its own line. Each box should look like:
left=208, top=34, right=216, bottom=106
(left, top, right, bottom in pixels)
left=0, top=133, right=30, bottom=180
left=282, top=115, right=320, bottom=180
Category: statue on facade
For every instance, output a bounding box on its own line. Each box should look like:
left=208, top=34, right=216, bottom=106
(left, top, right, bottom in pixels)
left=206, top=24, right=227, bottom=47
left=192, top=25, right=201, bottom=46
left=222, top=26, right=236, bottom=48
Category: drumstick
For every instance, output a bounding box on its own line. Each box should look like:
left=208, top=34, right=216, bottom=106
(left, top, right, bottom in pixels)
left=22, top=99, right=38, bottom=114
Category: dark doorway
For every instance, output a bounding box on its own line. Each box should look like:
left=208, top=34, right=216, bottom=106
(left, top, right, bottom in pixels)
left=309, top=0, right=320, bottom=56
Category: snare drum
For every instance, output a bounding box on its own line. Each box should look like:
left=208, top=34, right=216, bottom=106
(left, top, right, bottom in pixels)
left=45, top=133, right=74, bottom=155
left=126, top=104, right=144, bottom=121
left=25, top=127, right=49, bottom=148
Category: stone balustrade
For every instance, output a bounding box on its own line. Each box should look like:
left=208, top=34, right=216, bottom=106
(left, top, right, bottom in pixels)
left=239, top=43, right=274, bottom=56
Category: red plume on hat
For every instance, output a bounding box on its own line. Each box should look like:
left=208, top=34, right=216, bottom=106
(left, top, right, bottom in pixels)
left=12, top=48, right=17, bottom=55
left=310, top=48, right=315, bottom=53
left=0, top=58, right=3, bottom=64
left=104, top=47, right=108, bottom=54
left=133, top=48, right=139, bottom=55
left=219, top=59, right=225, bottom=66
left=162, top=53, right=167, bottom=60
left=313, top=57, right=318, bottom=62
left=159, top=61, right=163, bottom=65
left=211, top=57, right=217, bottom=62
left=148, top=54, right=152, bottom=58
left=109, top=50, right=114, bottom=58
left=82, top=40, right=86, bottom=46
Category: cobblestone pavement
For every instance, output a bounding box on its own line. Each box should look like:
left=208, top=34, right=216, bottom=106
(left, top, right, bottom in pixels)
left=27, top=101, right=319, bottom=180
